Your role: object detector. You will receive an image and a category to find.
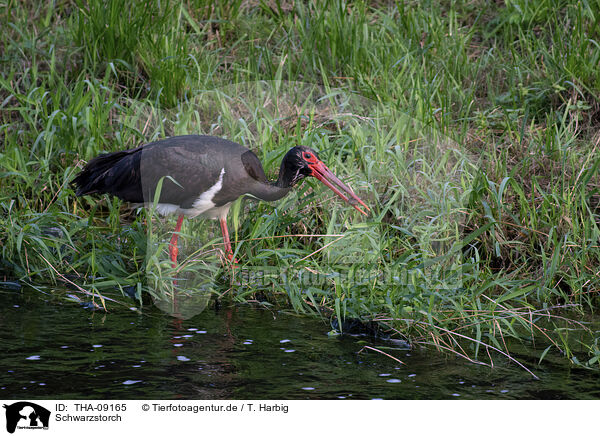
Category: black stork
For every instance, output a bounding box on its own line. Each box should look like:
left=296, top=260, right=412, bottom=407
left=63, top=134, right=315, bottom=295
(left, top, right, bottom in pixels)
left=73, top=135, right=369, bottom=267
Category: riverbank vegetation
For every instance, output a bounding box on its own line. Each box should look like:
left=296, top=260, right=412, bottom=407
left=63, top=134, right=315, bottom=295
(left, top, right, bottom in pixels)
left=1, top=0, right=599, bottom=373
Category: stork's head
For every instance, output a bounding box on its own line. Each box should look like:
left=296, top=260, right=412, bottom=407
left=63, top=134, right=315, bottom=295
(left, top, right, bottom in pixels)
left=280, top=146, right=369, bottom=216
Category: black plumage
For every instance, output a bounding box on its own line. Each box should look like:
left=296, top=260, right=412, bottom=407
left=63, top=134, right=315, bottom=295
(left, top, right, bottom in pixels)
left=74, top=135, right=288, bottom=210
left=73, top=135, right=369, bottom=266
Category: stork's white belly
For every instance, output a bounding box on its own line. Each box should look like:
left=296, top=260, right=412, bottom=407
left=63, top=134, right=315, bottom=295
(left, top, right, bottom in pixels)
left=140, top=168, right=231, bottom=219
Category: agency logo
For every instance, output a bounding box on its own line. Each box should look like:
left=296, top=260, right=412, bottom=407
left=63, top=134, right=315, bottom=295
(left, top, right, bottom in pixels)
left=3, top=402, right=50, bottom=434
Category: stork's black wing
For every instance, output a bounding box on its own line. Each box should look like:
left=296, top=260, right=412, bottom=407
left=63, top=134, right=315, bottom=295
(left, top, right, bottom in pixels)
left=74, top=135, right=268, bottom=208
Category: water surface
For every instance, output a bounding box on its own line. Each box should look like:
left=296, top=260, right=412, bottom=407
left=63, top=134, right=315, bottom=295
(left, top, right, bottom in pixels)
left=1, top=288, right=599, bottom=399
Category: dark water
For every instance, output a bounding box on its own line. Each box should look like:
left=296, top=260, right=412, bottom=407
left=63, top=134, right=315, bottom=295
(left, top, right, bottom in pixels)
left=1, top=288, right=599, bottom=400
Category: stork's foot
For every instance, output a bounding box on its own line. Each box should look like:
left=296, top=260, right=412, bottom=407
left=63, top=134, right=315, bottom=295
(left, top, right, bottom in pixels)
left=227, top=252, right=238, bottom=266
left=222, top=251, right=239, bottom=270
left=221, top=253, right=241, bottom=286
left=169, top=215, right=184, bottom=268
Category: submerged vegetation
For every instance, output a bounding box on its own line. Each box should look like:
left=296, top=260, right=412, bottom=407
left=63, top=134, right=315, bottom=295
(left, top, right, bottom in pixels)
left=1, top=0, right=599, bottom=372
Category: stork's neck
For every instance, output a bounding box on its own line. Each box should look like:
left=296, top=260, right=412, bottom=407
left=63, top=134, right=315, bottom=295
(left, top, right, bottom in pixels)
left=249, top=182, right=291, bottom=202
left=247, top=159, right=297, bottom=202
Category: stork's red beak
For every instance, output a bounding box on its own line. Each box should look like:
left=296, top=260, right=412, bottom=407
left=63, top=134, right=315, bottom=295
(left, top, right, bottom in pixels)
left=309, top=160, right=370, bottom=216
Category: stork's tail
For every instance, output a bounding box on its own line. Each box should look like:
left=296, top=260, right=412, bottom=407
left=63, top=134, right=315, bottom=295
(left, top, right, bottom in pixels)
left=73, top=148, right=142, bottom=202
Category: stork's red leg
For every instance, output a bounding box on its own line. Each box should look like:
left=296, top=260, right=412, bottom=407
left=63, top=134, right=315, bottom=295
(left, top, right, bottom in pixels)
left=219, top=217, right=237, bottom=266
left=169, top=214, right=184, bottom=268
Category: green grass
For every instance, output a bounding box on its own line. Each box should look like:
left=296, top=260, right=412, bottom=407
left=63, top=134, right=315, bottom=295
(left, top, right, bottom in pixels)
left=1, top=0, right=599, bottom=372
